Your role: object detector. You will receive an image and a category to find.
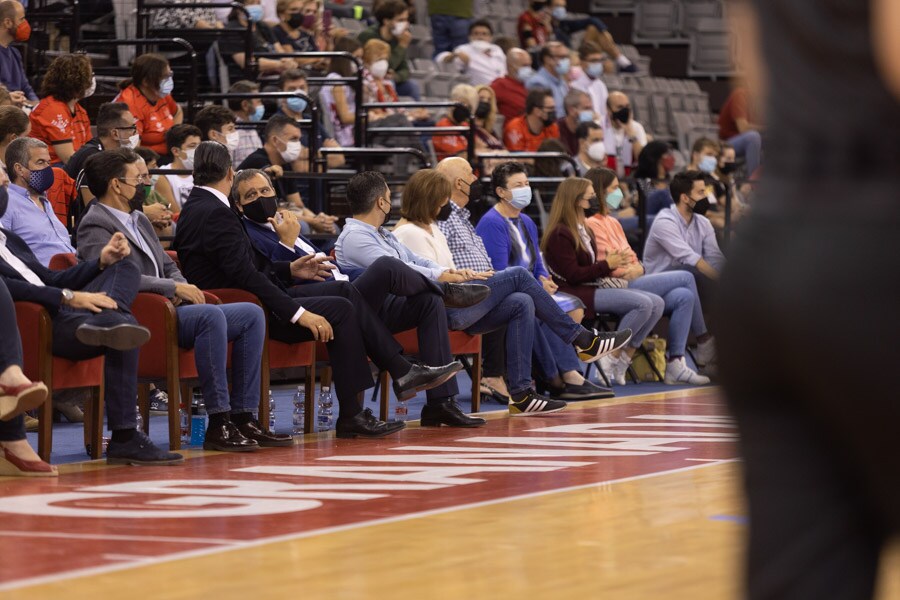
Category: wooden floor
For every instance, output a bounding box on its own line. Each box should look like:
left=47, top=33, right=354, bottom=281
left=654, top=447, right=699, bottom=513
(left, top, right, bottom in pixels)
left=0, top=389, right=897, bottom=599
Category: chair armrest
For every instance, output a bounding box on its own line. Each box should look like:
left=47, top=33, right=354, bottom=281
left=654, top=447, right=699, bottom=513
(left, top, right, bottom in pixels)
left=205, top=288, right=263, bottom=307
left=14, top=301, right=52, bottom=380
left=131, top=293, right=178, bottom=377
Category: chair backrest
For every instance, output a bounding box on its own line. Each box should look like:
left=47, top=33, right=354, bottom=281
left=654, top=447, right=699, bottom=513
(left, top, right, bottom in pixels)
left=49, top=253, right=77, bottom=271
left=633, top=0, right=681, bottom=42
left=681, top=0, right=724, bottom=33
left=687, top=18, right=735, bottom=76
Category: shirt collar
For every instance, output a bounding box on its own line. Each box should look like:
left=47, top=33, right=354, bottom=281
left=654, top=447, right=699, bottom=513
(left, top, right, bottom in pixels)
left=199, top=186, right=231, bottom=208
left=8, top=183, right=47, bottom=204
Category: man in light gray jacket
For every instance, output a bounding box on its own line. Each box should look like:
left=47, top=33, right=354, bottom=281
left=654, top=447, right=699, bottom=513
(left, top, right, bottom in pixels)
left=76, top=148, right=289, bottom=452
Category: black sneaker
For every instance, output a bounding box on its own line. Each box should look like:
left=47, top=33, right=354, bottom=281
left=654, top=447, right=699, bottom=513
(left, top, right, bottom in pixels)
left=559, top=379, right=615, bottom=400
left=148, top=388, right=168, bottom=414
left=508, top=390, right=567, bottom=417
left=107, top=430, right=184, bottom=466
left=576, top=329, right=633, bottom=363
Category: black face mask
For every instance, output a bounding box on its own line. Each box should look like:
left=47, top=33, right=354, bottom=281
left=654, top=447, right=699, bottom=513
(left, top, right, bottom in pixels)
left=0, top=184, right=8, bottom=219
left=452, top=104, right=471, bottom=124
left=719, top=162, right=736, bottom=175
left=243, top=194, right=279, bottom=223
left=531, top=1, right=547, bottom=10
left=126, top=182, right=145, bottom=213
left=435, top=202, right=453, bottom=221
left=287, top=13, right=304, bottom=28
left=542, top=110, right=557, bottom=127
left=612, top=107, right=631, bottom=123
left=691, top=197, right=711, bottom=216
left=378, top=197, right=391, bottom=227
left=583, top=196, right=601, bottom=218
left=474, top=101, right=491, bottom=120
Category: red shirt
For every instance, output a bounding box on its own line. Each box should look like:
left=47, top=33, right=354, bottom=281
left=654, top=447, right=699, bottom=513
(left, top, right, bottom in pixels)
left=517, top=11, right=549, bottom=48
left=503, top=115, right=560, bottom=152
left=29, top=97, right=91, bottom=164
left=115, top=84, right=179, bottom=155
left=491, top=75, right=527, bottom=121
left=718, top=87, right=752, bottom=140
left=433, top=116, right=468, bottom=160
left=47, top=167, right=76, bottom=225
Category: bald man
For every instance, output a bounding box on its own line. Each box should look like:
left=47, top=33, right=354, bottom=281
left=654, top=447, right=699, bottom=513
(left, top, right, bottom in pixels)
left=491, top=47, right=534, bottom=121
left=603, top=91, right=648, bottom=176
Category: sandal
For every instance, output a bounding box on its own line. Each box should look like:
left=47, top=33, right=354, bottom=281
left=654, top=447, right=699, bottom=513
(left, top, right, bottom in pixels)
left=0, top=382, right=49, bottom=421
left=479, top=383, right=510, bottom=405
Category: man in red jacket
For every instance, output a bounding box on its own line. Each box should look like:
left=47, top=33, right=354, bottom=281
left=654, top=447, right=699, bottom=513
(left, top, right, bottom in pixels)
left=491, top=48, right=534, bottom=121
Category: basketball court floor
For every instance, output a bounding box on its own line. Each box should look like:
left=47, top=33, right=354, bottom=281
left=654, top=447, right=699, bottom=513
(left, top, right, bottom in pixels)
left=0, top=388, right=897, bottom=599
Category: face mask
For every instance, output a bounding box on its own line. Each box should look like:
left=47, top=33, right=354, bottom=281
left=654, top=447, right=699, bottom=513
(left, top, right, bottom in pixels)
left=243, top=194, right=279, bottom=223
left=465, top=179, right=482, bottom=203
left=586, top=62, right=604, bottom=78
left=474, top=101, right=491, bottom=120
left=507, top=186, right=532, bottom=210
left=542, top=110, right=556, bottom=127
left=181, top=148, right=196, bottom=170
left=246, top=4, right=264, bottom=22
left=719, top=161, right=736, bottom=175
left=551, top=6, right=566, bottom=19
left=122, top=133, right=140, bottom=149
left=27, top=166, right=55, bottom=194
left=286, top=95, right=308, bottom=114
left=370, top=59, right=389, bottom=79
left=125, top=181, right=146, bottom=212
left=14, top=19, right=30, bottom=42
left=159, top=76, right=175, bottom=96
left=250, top=104, right=265, bottom=121
left=452, top=104, right=471, bottom=123
left=661, top=154, right=676, bottom=173
left=141, top=184, right=152, bottom=201
left=224, top=131, right=240, bottom=152
left=698, top=155, right=717, bottom=174
left=690, top=196, right=710, bottom=216
left=555, top=58, right=571, bottom=75
left=605, top=187, right=624, bottom=210
left=391, top=20, right=408, bottom=37
left=83, top=76, right=96, bottom=99
left=280, top=139, right=302, bottom=163
left=612, top=107, right=630, bottom=123
left=470, top=39, right=491, bottom=52
left=587, top=140, right=607, bottom=162
left=377, top=197, right=391, bottom=227
left=583, top=195, right=600, bottom=218
left=435, top=202, right=452, bottom=222
left=150, top=174, right=160, bottom=186
left=517, top=66, right=535, bottom=82
left=287, top=13, right=305, bottom=28
left=578, top=109, right=594, bottom=123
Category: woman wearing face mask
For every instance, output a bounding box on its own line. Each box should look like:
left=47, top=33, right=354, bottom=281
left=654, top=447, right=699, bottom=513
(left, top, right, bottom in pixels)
left=634, top=140, right=677, bottom=216
left=360, top=39, right=425, bottom=152
left=28, top=54, right=95, bottom=165
left=273, top=0, right=330, bottom=70
left=115, top=53, right=184, bottom=155
left=222, top=0, right=298, bottom=78
left=358, top=0, right=419, bottom=100
left=544, top=174, right=714, bottom=386
left=321, top=36, right=362, bottom=148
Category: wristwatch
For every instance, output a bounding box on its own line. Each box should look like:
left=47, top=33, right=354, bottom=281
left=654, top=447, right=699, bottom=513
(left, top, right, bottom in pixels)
left=61, top=288, right=74, bottom=305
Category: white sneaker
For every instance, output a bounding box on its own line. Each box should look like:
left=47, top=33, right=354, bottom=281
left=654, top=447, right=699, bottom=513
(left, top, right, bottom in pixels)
left=598, top=354, right=616, bottom=385
left=694, top=337, right=717, bottom=366
left=611, top=354, right=630, bottom=386
left=664, top=356, right=710, bottom=386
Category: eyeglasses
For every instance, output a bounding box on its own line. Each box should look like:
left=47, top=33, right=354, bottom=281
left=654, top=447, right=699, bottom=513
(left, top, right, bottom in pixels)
left=114, top=125, right=138, bottom=134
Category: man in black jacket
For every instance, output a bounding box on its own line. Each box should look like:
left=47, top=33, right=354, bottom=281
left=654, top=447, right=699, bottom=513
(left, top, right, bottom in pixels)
left=173, top=142, right=463, bottom=439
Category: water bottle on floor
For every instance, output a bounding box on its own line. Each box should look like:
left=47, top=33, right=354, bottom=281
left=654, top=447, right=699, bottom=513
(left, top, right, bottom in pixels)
left=180, top=402, right=191, bottom=446
left=268, top=390, right=277, bottom=432
left=291, top=386, right=305, bottom=435
left=395, top=397, right=408, bottom=422
left=317, top=385, right=334, bottom=431
left=135, top=405, right=143, bottom=433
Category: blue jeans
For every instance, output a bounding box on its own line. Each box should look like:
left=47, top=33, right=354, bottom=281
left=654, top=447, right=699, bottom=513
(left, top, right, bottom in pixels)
left=394, top=79, right=421, bottom=101
left=630, top=271, right=708, bottom=356
left=727, top=130, right=762, bottom=177
left=447, top=267, right=585, bottom=395
left=533, top=319, right=582, bottom=379
left=430, top=14, right=471, bottom=56
left=176, top=302, right=266, bottom=416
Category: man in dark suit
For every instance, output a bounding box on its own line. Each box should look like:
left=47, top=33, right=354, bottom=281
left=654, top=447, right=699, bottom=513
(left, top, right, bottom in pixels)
left=173, top=142, right=464, bottom=439
left=0, top=187, right=182, bottom=466
left=77, top=148, right=283, bottom=452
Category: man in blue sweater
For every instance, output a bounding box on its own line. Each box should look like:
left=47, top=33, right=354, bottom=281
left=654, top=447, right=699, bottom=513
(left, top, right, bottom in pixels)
left=0, top=1, right=36, bottom=106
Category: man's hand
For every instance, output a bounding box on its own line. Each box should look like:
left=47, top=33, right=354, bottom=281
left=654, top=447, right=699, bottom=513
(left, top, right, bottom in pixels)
left=454, top=50, right=470, bottom=64
left=290, top=254, right=335, bottom=281
left=310, top=212, right=338, bottom=234
left=9, top=91, right=26, bottom=107
left=270, top=210, right=301, bottom=246
left=439, top=268, right=492, bottom=283
left=65, top=291, right=118, bottom=313
left=398, top=29, right=413, bottom=48
left=100, top=232, right=131, bottom=268
left=265, top=165, right=284, bottom=178
left=174, top=283, right=206, bottom=305
left=297, top=310, right=333, bottom=341
left=539, top=275, right=558, bottom=295
left=144, top=203, right=173, bottom=226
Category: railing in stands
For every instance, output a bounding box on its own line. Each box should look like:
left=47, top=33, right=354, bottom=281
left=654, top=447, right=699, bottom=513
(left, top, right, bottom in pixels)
left=359, top=101, right=476, bottom=164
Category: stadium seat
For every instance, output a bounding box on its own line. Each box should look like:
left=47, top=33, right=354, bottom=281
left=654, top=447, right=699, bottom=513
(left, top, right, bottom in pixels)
left=680, top=0, right=725, bottom=33
left=687, top=18, right=736, bottom=77
left=589, top=0, right=636, bottom=15
left=633, top=0, right=683, bottom=44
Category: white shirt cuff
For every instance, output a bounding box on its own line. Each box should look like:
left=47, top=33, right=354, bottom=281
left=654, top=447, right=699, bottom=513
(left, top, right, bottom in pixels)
left=290, top=306, right=306, bottom=323
left=279, top=241, right=296, bottom=252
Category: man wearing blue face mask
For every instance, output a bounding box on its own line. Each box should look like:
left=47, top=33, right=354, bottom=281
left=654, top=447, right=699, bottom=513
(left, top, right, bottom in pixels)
left=226, top=80, right=265, bottom=165
left=571, top=41, right=610, bottom=120
left=276, top=69, right=345, bottom=172
left=557, top=89, right=596, bottom=156
left=491, top=48, right=534, bottom=121
left=525, top=42, right=571, bottom=110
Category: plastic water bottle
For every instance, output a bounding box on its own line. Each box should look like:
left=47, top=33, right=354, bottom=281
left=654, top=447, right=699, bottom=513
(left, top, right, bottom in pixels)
left=395, top=397, right=408, bottom=422
left=317, top=385, right=334, bottom=431
left=180, top=401, right=191, bottom=445
left=268, top=390, right=277, bottom=432
left=135, top=405, right=143, bottom=433
left=291, top=386, right=305, bottom=435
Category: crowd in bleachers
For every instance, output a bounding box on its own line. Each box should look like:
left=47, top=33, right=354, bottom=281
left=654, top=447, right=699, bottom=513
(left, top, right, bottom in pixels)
left=0, top=0, right=760, bottom=474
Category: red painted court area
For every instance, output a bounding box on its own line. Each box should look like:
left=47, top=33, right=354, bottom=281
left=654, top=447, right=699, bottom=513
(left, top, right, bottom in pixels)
left=0, top=391, right=735, bottom=590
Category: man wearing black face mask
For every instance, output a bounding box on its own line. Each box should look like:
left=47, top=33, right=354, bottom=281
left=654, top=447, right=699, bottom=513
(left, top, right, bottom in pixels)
left=77, top=149, right=281, bottom=452
left=603, top=91, right=647, bottom=176
left=503, top=88, right=560, bottom=152
left=643, top=171, right=725, bottom=306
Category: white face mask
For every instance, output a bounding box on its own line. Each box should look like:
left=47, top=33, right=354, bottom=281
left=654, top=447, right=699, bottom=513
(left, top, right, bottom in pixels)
left=150, top=174, right=160, bottom=187
left=83, top=76, right=96, bottom=99
left=391, top=20, right=408, bottom=37
left=224, top=131, right=240, bottom=152
left=370, top=59, right=389, bottom=79
left=181, top=148, right=196, bottom=169
left=280, top=139, right=302, bottom=163
left=122, top=133, right=140, bottom=149
left=587, top=140, right=607, bottom=162
left=470, top=39, right=491, bottom=52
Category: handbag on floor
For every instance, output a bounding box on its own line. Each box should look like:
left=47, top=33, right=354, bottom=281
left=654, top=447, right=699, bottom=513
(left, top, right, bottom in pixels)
left=630, top=336, right=666, bottom=382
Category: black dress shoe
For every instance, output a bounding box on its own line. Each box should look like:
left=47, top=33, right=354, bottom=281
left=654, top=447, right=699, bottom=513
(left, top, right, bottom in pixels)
left=75, top=323, right=151, bottom=351
left=442, top=283, right=491, bottom=308
left=420, top=399, right=486, bottom=428
left=203, top=421, right=259, bottom=452
left=559, top=380, right=615, bottom=400
left=107, top=431, right=184, bottom=465
left=238, top=419, right=294, bottom=447
left=336, top=408, right=406, bottom=439
left=393, top=360, right=463, bottom=401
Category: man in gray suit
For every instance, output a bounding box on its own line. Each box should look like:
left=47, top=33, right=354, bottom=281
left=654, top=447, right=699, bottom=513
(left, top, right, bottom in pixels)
left=76, top=148, right=290, bottom=452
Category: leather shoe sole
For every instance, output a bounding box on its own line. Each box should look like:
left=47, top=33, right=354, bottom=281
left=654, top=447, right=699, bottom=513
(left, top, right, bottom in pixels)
left=420, top=416, right=485, bottom=428
left=336, top=421, right=406, bottom=439
left=394, top=364, right=463, bottom=401
left=75, top=323, right=151, bottom=351
left=203, top=441, right=259, bottom=452
left=442, top=283, right=491, bottom=308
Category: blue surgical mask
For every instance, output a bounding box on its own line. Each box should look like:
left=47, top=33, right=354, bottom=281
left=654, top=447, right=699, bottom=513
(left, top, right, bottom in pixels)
left=698, top=155, right=717, bottom=174
left=250, top=104, right=265, bottom=121
left=556, top=58, right=571, bottom=75
left=605, top=188, right=624, bottom=210
left=246, top=4, right=263, bottom=22
left=507, top=186, right=532, bottom=210
left=517, top=66, right=535, bottom=82
left=578, top=110, right=594, bottom=123
left=286, top=96, right=308, bottom=113
left=551, top=6, right=566, bottom=19
left=586, top=62, right=604, bottom=78
left=159, top=76, right=174, bottom=96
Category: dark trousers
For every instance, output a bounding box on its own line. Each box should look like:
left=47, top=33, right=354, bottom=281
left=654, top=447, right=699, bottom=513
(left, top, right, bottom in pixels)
left=0, top=278, right=25, bottom=441
left=51, top=260, right=142, bottom=431
left=482, top=328, right=506, bottom=378
left=719, top=202, right=900, bottom=600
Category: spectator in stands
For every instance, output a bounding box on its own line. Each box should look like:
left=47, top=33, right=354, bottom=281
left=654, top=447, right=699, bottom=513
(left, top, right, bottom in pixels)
left=194, top=105, right=241, bottom=160
left=473, top=85, right=506, bottom=155
left=433, top=84, right=476, bottom=161
left=77, top=148, right=282, bottom=452
left=428, top=0, right=472, bottom=56
left=274, top=0, right=326, bottom=67
left=548, top=0, right=635, bottom=73
left=573, top=121, right=607, bottom=176
left=357, top=0, right=420, bottom=100
left=718, top=83, right=762, bottom=177
left=534, top=138, right=574, bottom=177
left=115, top=54, right=184, bottom=156
left=633, top=140, right=675, bottom=216
left=643, top=171, right=726, bottom=305
left=0, top=0, right=36, bottom=107
left=583, top=167, right=716, bottom=384
left=222, top=0, right=299, bottom=76
left=156, top=124, right=201, bottom=212
left=321, top=36, right=361, bottom=148
left=275, top=69, right=345, bottom=171
left=0, top=104, right=27, bottom=184
left=491, top=47, right=533, bottom=121
left=557, top=88, right=595, bottom=156
left=28, top=54, right=94, bottom=165
left=525, top=42, right=571, bottom=110
left=435, top=19, right=506, bottom=87
left=503, top=88, right=560, bottom=152
left=1, top=137, right=74, bottom=265
left=570, top=41, right=610, bottom=120
left=603, top=90, right=647, bottom=176
left=133, top=147, right=174, bottom=238
left=175, top=142, right=462, bottom=438
left=150, top=0, right=222, bottom=29
left=517, top=0, right=553, bottom=49
left=65, top=103, right=138, bottom=183
left=227, top=80, right=265, bottom=164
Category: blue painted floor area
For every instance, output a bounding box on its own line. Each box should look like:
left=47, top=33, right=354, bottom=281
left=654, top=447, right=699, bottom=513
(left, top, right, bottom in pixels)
left=30, top=369, right=707, bottom=465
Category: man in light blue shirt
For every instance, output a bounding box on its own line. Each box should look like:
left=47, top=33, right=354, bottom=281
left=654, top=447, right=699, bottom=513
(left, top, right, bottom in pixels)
left=525, top=41, right=571, bottom=110
left=1, top=138, right=74, bottom=266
